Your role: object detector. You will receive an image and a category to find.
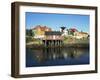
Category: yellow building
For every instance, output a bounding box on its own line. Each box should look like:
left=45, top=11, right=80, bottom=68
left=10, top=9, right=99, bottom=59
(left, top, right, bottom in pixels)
left=32, top=25, right=52, bottom=39
left=74, top=31, right=89, bottom=39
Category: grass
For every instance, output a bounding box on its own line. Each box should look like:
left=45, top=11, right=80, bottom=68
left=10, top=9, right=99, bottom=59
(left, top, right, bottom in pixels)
left=26, top=36, right=89, bottom=46
left=63, top=36, right=89, bottom=44
left=26, top=36, right=43, bottom=45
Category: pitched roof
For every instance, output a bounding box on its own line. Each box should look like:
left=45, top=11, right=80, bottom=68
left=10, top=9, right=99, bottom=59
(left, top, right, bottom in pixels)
left=69, top=28, right=78, bottom=32
left=31, top=25, right=52, bottom=31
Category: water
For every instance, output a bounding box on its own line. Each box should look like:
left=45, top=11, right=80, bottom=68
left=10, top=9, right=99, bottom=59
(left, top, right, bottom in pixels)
left=26, top=47, right=89, bottom=67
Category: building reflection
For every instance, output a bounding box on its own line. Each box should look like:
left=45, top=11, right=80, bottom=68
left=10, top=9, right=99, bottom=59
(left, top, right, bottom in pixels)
left=31, top=47, right=88, bottom=63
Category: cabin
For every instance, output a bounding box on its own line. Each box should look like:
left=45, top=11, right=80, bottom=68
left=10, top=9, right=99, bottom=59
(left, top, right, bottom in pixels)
left=42, top=31, right=63, bottom=47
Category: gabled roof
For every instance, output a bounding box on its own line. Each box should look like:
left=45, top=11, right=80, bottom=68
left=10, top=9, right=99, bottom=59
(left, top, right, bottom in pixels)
left=69, top=28, right=78, bottom=32
left=31, top=25, right=52, bottom=31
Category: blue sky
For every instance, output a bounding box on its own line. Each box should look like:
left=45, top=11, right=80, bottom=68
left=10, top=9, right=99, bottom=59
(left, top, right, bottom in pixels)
left=26, top=12, right=90, bottom=33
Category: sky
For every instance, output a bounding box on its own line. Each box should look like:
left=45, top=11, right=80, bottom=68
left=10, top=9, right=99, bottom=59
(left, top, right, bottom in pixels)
left=26, top=12, right=90, bottom=33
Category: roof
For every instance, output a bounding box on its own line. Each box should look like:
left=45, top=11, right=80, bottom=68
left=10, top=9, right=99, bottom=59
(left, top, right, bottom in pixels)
left=69, top=28, right=78, bottom=32
left=45, top=31, right=62, bottom=35
left=31, top=25, right=52, bottom=31
left=78, top=32, right=88, bottom=34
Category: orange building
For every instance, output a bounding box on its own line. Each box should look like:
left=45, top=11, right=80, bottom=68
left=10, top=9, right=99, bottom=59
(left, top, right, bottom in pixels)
left=31, top=25, right=52, bottom=39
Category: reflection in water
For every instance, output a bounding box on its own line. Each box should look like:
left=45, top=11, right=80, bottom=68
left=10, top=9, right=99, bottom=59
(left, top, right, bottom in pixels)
left=26, top=47, right=89, bottom=67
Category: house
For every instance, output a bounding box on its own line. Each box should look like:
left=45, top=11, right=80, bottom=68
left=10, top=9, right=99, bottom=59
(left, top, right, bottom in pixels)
left=68, top=28, right=78, bottom=36
left=59, top=27, right=89, bottom=39
left=45, top=31, right=63, bottom=40
left=60, top=27, right=78, bottom=36
left=74, top=31, right=89, bottom=39
left=31, top=25, right=52, bottom=39
left=43, top=31, right=63, bottom=46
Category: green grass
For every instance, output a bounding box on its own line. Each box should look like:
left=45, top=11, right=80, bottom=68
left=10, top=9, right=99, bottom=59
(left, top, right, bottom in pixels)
left=26, top=36, right=89, bottom=46
left=26, top=36, right=43, bottom=45
left=63, top=36, right=89, bottom=44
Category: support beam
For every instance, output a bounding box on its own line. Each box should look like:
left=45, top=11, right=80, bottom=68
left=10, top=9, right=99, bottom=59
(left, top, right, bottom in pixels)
left=45, top=40, right=47, bottom=46
left=43, top=39, right=63, bottom=47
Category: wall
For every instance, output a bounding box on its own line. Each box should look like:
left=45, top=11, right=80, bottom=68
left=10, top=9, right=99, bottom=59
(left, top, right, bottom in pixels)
left=0, top=0, right=100, bottom=80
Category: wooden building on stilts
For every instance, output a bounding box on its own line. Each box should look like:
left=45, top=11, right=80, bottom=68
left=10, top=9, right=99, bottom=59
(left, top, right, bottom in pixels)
left=42, top=31, right=63, bottom=47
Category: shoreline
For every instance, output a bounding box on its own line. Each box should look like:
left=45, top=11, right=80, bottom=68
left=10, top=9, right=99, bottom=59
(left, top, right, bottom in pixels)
left=26, top=43, right=89, bottom=49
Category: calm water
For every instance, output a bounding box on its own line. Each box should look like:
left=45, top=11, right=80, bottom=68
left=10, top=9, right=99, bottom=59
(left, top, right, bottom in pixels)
left=26, top=47, right=89, bottom=67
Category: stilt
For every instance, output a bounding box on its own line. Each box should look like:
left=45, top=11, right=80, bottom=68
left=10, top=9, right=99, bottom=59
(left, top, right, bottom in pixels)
left=43, top=39, right=63, bottom=47
left=45, top=40, right=47, bottom=47
left=48, top=40, right=50, bottom=47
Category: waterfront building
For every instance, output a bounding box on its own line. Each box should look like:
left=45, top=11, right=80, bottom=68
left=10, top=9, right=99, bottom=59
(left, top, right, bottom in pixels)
left=31, top=25, right=52, bottom=39
left=43, top=31, right=63, bottom=46
left=74, top=31, right=89, bottom=39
